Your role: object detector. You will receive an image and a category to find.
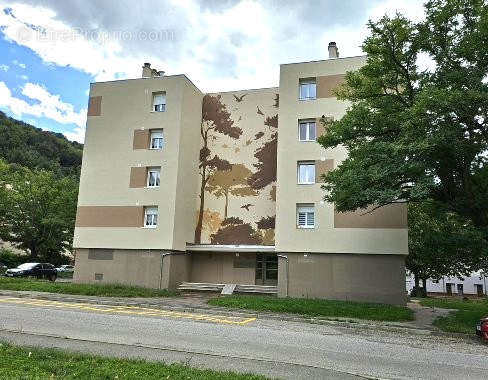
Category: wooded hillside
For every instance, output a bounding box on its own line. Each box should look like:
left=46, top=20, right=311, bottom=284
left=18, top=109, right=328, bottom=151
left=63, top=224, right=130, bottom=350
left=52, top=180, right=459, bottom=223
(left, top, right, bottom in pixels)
left=0, top=111, right=83, bottom=176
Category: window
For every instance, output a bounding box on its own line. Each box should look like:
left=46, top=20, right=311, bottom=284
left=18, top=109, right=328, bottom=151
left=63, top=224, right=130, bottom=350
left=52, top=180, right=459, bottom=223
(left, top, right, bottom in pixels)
left=298, top=161, right=315, bottom=184
left=475, top=284, right=484, bottom=296
left=297, top=204, right=315, bottom=229
left=147, top=168, right=160, bottom=187
left=299, top=120, right=316, bottom=141
left=150, top=130, right=163, bottom=149
left=299, top=78, right=316, bottom=100
left=457, top=283, right=464, bottom=295
left=152, top=92, right=166, bottom=112
left=144, top=207, right=158, bottom=228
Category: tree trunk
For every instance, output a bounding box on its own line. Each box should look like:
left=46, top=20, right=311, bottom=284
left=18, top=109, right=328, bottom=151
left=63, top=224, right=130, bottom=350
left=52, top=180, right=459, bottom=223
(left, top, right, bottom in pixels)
left=414, top=273, right=419, bottom=288
left=194, top=171, right=206, bottom=244
left=224, top=190, right=229, bottom=220
left=30, top=245, right=39, bottom=259
left=422, top=278, right=427, bottom=291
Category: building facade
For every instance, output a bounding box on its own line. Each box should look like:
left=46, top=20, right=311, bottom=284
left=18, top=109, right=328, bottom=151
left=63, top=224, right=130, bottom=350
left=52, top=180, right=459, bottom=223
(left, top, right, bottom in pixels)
left=73, top=44, right=408, bottom=304
left=406, top=272, right=487, bottom=297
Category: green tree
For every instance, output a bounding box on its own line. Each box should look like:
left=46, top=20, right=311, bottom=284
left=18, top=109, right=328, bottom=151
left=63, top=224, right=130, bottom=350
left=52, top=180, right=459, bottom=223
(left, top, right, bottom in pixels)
left=407, top=201, right=488, bottom=295
left=0, top=111, right=83, bottom=176
left=0, top=162, right=78, bottom=265
left=318, top=0, right=488, bottom=232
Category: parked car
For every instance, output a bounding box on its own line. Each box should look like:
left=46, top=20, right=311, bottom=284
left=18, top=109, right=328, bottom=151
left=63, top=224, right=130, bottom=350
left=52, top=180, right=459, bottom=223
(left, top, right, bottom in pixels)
left=56, top=265, right=74, bottom=273
left=476, top=316, right=488, bottom=343
left=4, top=263, right=57, bottom=281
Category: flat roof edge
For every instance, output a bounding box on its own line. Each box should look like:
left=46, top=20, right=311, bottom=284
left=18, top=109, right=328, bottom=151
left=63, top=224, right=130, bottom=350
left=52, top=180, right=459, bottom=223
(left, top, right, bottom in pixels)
left=186, top=244, right=275, bottom=253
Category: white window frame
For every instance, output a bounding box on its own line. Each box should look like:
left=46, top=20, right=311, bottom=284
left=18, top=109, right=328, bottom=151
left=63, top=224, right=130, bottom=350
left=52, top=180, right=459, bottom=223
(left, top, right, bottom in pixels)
left=297, top=204, right=315, bottom=229
left=152, top=92, right=166, bottom=112
left=297, top=161, right=316, bottom=184
left=150, top=130, right=164, bottom=150
left=299, top=78, right=317, bottom=100
left=144, top=207, right=158, bottom=228
left=298, top=120, right=317, bottom=141
left=147, top=167, right=161, bottom=188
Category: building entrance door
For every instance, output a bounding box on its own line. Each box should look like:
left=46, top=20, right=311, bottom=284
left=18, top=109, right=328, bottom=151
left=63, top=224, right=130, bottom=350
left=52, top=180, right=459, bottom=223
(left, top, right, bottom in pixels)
left=255, top=253, right=278, bottom=285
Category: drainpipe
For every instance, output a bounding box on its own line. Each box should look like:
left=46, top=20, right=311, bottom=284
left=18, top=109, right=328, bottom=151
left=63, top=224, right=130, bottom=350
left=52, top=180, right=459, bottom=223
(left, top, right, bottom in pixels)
left=277, top=254, right=288, bottom=297
left=159, top=252, right=173, bottom=290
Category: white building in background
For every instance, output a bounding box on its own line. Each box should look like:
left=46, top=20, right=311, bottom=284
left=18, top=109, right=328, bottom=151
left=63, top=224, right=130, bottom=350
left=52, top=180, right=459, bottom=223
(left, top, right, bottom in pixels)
left=406, top=271, right=487, bottom=296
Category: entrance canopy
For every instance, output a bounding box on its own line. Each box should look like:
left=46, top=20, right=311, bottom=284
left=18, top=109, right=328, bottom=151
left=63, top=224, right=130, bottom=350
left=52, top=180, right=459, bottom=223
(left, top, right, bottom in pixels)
left=186, top=244, right=275, bottom=253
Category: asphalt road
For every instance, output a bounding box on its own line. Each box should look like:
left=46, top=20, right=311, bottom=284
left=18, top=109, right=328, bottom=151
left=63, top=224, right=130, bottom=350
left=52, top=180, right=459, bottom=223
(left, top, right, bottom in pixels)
left=0, top=297, right=487, bottom=380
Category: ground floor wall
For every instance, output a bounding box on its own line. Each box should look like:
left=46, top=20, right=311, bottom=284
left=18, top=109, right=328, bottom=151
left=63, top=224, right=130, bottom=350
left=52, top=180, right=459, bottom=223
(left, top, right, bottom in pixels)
left=74, top=249, right=407, bottom=305
left=73, top=249, right=190, bottom=289
left=278, top=253, right=407, bottom=305
left=189, top=252, right=256, bottom=284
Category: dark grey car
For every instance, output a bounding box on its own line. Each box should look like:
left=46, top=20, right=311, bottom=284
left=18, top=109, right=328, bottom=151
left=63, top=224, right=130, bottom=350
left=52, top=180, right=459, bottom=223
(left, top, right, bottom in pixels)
left=5, top=263, right=57, bottom=281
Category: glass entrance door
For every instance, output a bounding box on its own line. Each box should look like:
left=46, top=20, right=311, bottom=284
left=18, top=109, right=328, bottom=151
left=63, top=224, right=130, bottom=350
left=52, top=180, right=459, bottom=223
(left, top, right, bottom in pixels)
left=255, top=253, right=278, bottom=285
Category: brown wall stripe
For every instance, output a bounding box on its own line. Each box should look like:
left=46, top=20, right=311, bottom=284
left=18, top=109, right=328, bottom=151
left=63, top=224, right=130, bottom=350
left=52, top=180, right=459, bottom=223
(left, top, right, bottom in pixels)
left=87, top=96, right=102, bottom=116
left=133, top=130, right=150, bottom=150
left=315, top=159, right=334, bottom=179
left=316, top=74, right=346, bottom=98
left=316, top=117, right=333, bottom=138
left=334, top=204, right=408, bottom=229
left=129, top=167, right=147, bottom=188
left=75, top=206, right=144, bottom=227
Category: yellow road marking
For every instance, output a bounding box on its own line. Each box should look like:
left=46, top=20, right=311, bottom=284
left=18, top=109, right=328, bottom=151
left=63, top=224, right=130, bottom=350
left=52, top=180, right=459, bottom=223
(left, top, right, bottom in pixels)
left=0, top=297, right=256, bottom=325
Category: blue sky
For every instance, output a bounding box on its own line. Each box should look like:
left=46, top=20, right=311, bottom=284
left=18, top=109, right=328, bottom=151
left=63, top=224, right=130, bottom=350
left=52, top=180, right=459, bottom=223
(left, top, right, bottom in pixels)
left=0, top=36, right=91, bottom=140
left=0, top=0, right=425, bottom=143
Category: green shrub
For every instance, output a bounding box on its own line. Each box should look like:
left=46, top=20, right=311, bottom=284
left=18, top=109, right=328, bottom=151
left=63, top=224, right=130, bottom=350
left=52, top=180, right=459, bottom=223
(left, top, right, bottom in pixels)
left=0, top=248, right=28, bottom=268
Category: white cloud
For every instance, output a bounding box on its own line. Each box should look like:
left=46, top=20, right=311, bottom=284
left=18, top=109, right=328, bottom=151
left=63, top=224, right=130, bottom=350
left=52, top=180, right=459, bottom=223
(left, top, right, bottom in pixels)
left=0, top=64, right=8, bottom=71
left=0, top=81, right=87, bottom=142
left=12, top=59, right=26, bottom=68
left=17, top=74, right=28, bottom=80
left=0, top=0, right=426, bottom=92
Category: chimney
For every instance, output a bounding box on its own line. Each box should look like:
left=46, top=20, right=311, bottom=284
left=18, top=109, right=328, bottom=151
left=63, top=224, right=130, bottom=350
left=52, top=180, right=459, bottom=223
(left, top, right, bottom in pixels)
left=328, top=42, right=339, bottom=59
left=142, top=62, right=152, bottom=78
left=158, top=70, right=165, bottom=77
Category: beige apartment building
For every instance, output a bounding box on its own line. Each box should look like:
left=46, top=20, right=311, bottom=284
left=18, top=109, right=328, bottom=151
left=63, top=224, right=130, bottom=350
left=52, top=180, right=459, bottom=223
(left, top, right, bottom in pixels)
left=73, top=43, right=408, bottom=304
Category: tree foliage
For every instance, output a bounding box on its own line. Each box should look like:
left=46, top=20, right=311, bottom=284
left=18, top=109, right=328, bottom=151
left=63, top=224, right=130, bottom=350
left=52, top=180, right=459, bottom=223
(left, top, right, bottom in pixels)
left=210, top=217, right=261, bottom=245
left=0, top=111, right=83, bottom=176
left=195, top=95, right=241, bottom=243
left=206, top=164, right=257, bottom=219
left=407, top=201, right=488, bottom=282
left=248, top=132, right=277, bottom=190
left=0, top=160, right=78, bottom=265
left=318, top=0, right=488, bottom=232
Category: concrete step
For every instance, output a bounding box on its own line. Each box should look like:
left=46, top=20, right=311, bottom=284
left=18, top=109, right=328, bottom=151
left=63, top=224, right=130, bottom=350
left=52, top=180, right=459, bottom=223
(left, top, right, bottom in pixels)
left=178, top=282, right=277, bottom=295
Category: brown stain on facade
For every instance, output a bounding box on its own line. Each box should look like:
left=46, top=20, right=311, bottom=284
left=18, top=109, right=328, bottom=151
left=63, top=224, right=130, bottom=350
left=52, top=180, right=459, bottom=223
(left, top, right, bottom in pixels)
left=76, top=206, right=144, bottom=227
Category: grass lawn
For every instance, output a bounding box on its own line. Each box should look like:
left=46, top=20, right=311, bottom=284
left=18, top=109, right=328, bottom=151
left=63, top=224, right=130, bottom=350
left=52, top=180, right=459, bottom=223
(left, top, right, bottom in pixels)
left=0, top=277, right=178, bottom=298
left=418, top=297, right=488, bottom=334
left=208, top=295, right=414, bottom=322
left=0, top=342, right=266, bottom=380
left=57, top=271, right=74, bottom=279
